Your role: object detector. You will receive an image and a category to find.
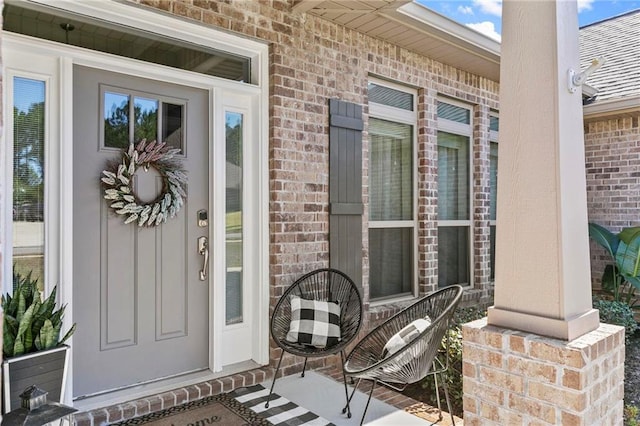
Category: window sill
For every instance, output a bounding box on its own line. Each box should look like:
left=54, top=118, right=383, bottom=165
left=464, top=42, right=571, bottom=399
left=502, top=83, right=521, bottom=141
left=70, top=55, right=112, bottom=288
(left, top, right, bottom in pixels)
left=368, top=297, right=419, bottom=328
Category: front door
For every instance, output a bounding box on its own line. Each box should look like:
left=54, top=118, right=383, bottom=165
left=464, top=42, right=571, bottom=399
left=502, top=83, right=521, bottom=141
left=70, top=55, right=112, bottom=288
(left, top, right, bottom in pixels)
left=72, top=65, right=210, bottom=397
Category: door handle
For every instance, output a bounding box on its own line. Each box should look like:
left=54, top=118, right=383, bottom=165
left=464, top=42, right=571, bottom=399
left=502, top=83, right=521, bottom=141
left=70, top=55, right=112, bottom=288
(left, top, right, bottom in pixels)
left=198, top=236, right=209, bottom=281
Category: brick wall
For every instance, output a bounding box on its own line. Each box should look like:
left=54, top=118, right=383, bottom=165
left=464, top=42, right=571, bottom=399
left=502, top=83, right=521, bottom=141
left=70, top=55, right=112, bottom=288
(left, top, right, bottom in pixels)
left=463, top=318, right=625, bottom=425
left=585, top=115, right=640, bottom=287
left=126, top=0, right=499, bottom=342
left=473, top=104, right=492, bottom=292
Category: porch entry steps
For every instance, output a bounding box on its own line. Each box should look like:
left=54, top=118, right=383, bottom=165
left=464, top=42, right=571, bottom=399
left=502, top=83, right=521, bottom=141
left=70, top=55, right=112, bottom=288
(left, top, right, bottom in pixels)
left=230, top=384, right=334, bottom=425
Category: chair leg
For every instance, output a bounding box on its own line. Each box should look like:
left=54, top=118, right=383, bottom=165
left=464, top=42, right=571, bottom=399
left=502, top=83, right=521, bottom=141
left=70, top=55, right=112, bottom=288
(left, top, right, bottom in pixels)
left=339, top=351, right=352, bottom=418
left=432, top=368, right=443, bottom=421
left=439, top=372, right=456, bottom=425
left=301, top=357, right=308, bottom=378
left=360, top=379, right=377, bottom=426
left=265, top=351, right=285, bottom=408
left=343, top=377, right=362, bottom=414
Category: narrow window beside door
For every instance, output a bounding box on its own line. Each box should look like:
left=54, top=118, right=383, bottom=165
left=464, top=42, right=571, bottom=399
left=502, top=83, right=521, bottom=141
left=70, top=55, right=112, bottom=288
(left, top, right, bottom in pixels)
left=12, top=77, right=46, bottom=286
left=226, top=111, right=244, bottom=325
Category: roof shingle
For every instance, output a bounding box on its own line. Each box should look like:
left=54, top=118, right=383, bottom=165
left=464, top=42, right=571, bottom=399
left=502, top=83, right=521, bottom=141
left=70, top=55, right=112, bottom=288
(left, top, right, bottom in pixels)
left=579, top=9, right=640, bottom=102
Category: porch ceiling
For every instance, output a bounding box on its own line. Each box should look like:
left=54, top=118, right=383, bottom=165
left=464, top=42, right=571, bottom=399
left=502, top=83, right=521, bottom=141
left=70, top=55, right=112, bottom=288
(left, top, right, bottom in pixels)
left=292, top=0, right=501, bottom=81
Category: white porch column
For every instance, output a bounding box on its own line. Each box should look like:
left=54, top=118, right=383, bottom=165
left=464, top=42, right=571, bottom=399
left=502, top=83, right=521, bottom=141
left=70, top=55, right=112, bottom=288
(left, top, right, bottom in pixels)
left=486, top=0, right=599, bottom=341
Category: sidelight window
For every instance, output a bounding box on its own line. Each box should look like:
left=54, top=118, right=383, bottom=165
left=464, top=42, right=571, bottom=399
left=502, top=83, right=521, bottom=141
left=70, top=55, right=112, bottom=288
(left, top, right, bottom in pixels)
left=12, top=77, right=46, bottom=287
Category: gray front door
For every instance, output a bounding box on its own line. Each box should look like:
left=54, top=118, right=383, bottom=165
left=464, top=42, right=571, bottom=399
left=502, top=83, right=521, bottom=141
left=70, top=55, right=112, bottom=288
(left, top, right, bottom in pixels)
left=73, top=65, right=209, bottom=397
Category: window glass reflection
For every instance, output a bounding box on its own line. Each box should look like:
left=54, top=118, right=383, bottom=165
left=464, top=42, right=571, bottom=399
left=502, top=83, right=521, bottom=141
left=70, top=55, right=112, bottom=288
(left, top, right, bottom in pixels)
left=369, top=118, right=413, bottom=222
left=13, top=77, right=46, bottom=286
left=162, top=102, right=184, bottom=152
left=134, top=97, right=158, bottom=143
left=104, top=91, right=130, bottom=149
left=225, top=112, right=243, bottom=325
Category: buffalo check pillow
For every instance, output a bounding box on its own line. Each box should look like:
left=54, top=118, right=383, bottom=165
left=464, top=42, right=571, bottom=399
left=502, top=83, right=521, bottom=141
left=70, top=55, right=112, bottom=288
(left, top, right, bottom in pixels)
left=381, top=316, right=432, bottom=366
left=286, top=296, right=341, bottom=349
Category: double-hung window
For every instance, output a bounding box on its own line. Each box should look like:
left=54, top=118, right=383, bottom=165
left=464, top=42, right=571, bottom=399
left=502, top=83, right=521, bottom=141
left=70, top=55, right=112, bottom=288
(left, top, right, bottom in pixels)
left=437, top=99, right=472, bottom=287
left=368, top=80, right=417, bottom=301
left=489, top=113, right=499, bottom=280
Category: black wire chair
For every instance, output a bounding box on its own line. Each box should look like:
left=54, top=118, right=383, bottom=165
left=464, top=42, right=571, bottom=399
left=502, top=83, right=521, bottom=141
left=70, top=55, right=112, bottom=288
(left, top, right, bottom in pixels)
left=343, top=285, right=463, bottom=425
left=267, top=268, right=363, bottom=418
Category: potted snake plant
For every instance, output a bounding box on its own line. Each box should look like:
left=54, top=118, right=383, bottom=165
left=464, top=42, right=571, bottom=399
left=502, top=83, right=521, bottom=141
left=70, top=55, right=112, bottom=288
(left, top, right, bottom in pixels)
left=1, top=268, right=76, bottom=412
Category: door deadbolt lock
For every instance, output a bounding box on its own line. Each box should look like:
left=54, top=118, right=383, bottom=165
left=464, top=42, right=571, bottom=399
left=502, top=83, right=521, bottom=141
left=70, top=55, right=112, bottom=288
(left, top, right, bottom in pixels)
left=197, top=209, right=208, bottom=227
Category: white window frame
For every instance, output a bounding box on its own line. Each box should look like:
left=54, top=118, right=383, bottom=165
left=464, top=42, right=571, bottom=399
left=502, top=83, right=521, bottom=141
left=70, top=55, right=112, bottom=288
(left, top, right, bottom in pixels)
left=436, top=97, right=473, bottom=288
left=368, top=78, right=418, bottom=304
left=3, top=56, right=62, bottom=297
left=2, top=0, right=269, bottom=407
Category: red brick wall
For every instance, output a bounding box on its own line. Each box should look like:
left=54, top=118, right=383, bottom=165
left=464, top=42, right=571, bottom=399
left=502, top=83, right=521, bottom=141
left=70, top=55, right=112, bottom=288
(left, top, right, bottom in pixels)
left=585, top=115, right=640, bottom=288
left=128, top=0, right=499, bottom=364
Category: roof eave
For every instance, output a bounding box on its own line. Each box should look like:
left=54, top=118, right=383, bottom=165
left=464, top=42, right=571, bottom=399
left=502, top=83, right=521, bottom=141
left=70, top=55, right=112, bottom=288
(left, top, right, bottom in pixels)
left=291, top=0, right=500, bottom=81
left=583, top=95, right=640, bottom=120
left=392, top=2, right=500, bottom=58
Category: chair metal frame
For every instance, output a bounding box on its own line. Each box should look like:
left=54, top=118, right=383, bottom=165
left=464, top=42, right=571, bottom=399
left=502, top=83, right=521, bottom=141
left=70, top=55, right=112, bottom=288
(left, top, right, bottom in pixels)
left=343, top=285, right=463, bottom=425
left=267, top=268, right=364, bottom=418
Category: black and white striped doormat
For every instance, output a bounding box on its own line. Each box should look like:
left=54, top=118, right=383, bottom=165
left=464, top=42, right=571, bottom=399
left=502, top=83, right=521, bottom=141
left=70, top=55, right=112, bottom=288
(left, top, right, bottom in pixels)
left=230, top=384, right=336, bottom=426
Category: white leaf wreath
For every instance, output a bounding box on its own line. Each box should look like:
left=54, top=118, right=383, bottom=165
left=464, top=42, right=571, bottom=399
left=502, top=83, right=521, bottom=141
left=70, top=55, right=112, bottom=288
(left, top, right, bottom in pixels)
left=101, top=140, right=187, bottom=227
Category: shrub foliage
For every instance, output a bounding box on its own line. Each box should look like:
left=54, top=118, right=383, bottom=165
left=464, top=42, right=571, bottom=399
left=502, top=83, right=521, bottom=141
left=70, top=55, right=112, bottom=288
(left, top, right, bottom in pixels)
left=418, top=306, right=487, bottom=416
left=593, top=298, right=638, bottom=341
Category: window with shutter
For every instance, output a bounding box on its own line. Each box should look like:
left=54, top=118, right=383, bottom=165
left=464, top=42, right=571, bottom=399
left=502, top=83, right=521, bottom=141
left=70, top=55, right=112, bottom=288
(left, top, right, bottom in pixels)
left=329, top=99, right=363, bottom=287
left=367, top=80, right=417, bottom=301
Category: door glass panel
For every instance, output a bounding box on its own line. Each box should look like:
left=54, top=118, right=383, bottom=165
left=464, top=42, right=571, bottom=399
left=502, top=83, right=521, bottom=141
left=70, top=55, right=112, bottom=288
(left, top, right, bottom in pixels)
left=134, top=97, right=158, bottom=142
left=13, top=77, right=45, bottom=287
left=226, top=112, right=243, bottom=325
left=104, top=91, right=130, bottom=149
left=162, top=102, right=184, bottom=152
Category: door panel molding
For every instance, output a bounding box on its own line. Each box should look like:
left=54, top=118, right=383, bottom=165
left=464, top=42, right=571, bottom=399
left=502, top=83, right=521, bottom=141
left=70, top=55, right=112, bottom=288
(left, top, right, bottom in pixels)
left=156, top=208, right=189, bottom=341
left=100, top=203, right=137, bottom=350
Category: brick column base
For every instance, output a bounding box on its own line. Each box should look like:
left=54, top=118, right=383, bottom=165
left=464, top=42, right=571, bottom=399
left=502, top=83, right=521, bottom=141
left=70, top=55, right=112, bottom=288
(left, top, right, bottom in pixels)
left=462, top=318, right=624, bottom=425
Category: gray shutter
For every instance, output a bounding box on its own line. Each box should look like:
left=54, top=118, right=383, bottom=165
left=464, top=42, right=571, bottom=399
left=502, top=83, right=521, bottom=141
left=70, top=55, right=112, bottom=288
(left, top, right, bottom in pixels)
left=329, top=99, right=363, bottom=287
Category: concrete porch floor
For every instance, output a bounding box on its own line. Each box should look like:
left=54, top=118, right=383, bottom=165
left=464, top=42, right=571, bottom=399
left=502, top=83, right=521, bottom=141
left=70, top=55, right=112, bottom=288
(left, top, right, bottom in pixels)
left=72, top=366, right=462, bottom=425
left=274, top=367, right=462, bottom=425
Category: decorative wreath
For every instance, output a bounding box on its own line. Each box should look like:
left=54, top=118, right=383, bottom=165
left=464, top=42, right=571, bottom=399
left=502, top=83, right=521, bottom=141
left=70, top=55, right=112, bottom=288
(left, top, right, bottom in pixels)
left=101, top=140, right=187, bottom=227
